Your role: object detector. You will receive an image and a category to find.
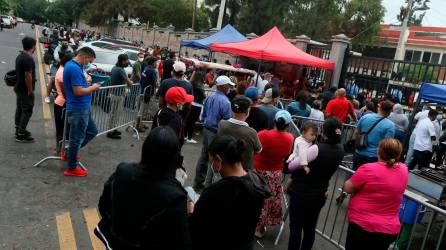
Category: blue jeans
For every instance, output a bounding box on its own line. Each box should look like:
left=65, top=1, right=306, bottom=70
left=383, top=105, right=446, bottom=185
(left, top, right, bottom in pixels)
left=67, top=109, right=98, bottom=169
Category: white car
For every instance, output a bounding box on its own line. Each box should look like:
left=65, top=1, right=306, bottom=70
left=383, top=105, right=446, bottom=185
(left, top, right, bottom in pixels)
left=86, top=47, right=133, bottom=76
left=1, top=15, right=12, bottom=28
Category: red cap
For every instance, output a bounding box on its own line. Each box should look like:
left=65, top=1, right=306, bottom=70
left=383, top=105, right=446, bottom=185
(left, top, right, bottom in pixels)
left=165, top=87, right=194, bottom=104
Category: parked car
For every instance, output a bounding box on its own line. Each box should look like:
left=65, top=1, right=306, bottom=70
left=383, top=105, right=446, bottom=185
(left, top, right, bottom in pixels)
left=16, top=17, right=24, bottom=23
left=84, top=46, right=133, bottom=77
left=99, top=38, right=137, bottom=47
left=1, top=15, right=12, bottom=28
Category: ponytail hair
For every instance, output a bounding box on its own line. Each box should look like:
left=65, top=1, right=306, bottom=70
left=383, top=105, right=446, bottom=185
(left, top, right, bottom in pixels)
left=378, top=138, right=403, bottom=167
left=209, top=135, right=245, bottom=165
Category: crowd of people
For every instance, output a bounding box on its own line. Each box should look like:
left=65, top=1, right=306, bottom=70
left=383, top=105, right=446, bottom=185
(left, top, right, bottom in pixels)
left=13, top=23, right=446, bottom=249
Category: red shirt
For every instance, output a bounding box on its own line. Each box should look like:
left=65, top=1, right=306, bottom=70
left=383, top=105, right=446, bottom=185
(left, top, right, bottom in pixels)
left=254, top=129, right=294, bottom=171
left=325, top=97, right=355, bottom=123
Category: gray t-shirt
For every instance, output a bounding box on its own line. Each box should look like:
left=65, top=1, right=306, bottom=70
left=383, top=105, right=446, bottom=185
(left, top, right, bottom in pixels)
left=217, top=119, right=262, bottom=170
left=388, top=113, right=409, bottom=132
left=111, top=66, right=127, bottom=86
left=258, top=104, right=280, bottom=130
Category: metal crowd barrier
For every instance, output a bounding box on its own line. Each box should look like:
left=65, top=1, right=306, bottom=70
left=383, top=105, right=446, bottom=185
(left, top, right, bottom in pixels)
left=312, top=165, right=446, bottom=250
left=135, top=85, right=159, bottom=128
left=90, top=84, right=141, bottom=139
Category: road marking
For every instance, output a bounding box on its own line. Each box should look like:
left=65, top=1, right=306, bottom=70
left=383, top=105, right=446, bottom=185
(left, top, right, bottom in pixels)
left=82, top=208, right=104, bottom=250
left=55, top=212, right=78, bottom=250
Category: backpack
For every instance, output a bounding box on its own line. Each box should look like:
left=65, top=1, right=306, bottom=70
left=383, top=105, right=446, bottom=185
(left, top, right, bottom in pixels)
left=4, top=69, right=16, bottom=87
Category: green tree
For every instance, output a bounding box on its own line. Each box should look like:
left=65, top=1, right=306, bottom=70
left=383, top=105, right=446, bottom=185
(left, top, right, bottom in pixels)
left=14, top=0, right=48, bottom=22
left=0, top=0, right=9, bottom=14
left=397, top=0, right=430, bottom=26
left=204, top=0, right=242, bottom=27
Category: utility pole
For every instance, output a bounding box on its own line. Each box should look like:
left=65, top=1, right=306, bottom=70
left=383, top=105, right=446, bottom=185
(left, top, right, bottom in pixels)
left=192, top=0, right=197, bottom=30
left=216, top=0, right=227, bottom=30
left=394, top=0, right=414, bottom=61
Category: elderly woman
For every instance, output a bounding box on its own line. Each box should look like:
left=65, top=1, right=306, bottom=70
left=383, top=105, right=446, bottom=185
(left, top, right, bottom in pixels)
left=388, top=104, right=409, bottom=144
left=254, top=110, right=294, bottom=237
left=288, top=118, right=345, bottom=250
left=343, top=138, right=408, bottom=250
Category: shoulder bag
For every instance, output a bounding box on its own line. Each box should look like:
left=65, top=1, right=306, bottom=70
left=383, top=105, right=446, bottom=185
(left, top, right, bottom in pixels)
left=355, top=116, right=386, bottom=150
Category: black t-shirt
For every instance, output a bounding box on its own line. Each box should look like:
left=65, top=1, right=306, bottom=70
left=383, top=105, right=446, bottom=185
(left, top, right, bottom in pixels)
left=14, top=52, right=36, bottom=94
left=162, top=59, right=175, bottom=80
left=246, top=107, right=269, bottom=132
left=157, top=78, right=193, bottom=98
left=152, top=107, right=184, bottom=145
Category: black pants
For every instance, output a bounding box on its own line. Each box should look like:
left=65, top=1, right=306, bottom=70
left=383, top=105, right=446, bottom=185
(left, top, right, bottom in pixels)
left=408, top=150, right=432, bottom=170
left=434, top=144, right=446, bottom=167
left=54, top=104, right=69, bottom=142
left=288, top=191, right=326, bottom=250
left=185, top=105, right=202, bottom=139
left=345, top=223, right=397, bottom=250
left=15, top=92, right=35, bottom=133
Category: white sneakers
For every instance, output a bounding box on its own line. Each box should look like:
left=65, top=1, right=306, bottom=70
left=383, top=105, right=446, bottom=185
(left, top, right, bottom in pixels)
left=186, top=138, right=198, bottom=144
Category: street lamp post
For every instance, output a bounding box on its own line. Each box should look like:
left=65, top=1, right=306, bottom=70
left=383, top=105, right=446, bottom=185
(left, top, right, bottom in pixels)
left=216, top=0, right=226, bottom=30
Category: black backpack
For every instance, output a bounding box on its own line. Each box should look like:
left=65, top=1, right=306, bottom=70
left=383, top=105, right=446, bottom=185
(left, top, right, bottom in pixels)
left=3, top=70, right=16, bottom=87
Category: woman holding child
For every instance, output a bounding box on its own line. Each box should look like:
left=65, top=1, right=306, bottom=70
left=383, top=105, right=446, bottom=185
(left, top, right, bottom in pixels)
left=288, top=118, right=345, bottom=250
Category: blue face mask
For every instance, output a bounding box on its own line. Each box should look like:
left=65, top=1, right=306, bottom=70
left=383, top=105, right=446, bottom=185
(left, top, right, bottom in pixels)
left=83, top=64, right=91, bottom=70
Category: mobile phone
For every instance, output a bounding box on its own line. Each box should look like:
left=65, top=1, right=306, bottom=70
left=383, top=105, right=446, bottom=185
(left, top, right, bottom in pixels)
left=185, top=186, right=199, bottom=204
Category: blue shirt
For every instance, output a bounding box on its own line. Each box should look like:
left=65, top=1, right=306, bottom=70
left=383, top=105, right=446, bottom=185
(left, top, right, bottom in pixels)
left=63, top=60, right=91, bottom=111
left=202, top=91, right=231, bottom=132
left=140, top=66, right=158, bottom=93
left=355, top=113, right=395, bottom=157
left=346, top=83, right=359, bottom=97
left=286, top=102, right=311, bottom=117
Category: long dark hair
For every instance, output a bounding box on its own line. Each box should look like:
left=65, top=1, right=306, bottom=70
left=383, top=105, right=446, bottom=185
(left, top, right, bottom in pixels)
left=140, top=127, right=180, bottom=177
left=322, top=118, right=342, bottom=144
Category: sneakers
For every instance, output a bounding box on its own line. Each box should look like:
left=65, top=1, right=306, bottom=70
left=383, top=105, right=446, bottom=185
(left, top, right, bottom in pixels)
left=60, top=153, right=81, bottom=162
left=186, top=138, right=198, bottom=144
left=44, top=96, right=52, bottom=104
left=107, top=130, right=121, bottom=139
left=64, top=167, right=88, bottom=177
left=16, top=133, right=34, bottom=143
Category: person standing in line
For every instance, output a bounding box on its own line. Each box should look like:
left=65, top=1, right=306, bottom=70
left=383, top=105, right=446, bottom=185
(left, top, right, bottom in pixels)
left=388, top=104, right=409, bottom=145
left=157, top=61, right=192, bottom=108
left=287, top=91, right=312, bottom=117
left=254, top=110, right=294, bottom=238
left=257, top=87, right=281, bottom=130
left=409, top=109, right=438, bottom=170
left=131, top=52, right=144, bottom=83
left=107, top=54, right=133, bottom=139
left=95, top=127, right=191, bottom=250
left=210, top=96, right=262, bottom=184
left=325, top=88, right=357, bottom=124
left=184, top=68, right=206, bottom=144
left=288, top=118, right=345, bottom=250
left=14, top=36, right=37, bottom=142
left=53, top=53, right=72, bottom=155
left=343, top=138, right=408, bottom=250
left=161, top=52, right=176, bottom=81
left=190, top=135, right=270, bottom=250
left=244, top=87, right=269, bottom=132
left=63, top=47, right=101, bottom=177
left=193, top=76, right=234, bottom=192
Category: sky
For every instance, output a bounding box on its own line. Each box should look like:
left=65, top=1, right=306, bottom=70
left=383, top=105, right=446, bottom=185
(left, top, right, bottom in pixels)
left=383, top=0, right=446, bottom=27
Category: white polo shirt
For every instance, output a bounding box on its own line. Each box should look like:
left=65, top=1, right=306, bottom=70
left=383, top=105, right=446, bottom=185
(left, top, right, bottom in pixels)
left=413, top=118, right=436, bottom=152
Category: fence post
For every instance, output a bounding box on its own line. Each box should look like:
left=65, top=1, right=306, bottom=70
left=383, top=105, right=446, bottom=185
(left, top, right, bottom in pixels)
left=294, top=34, right=311, bottom=52
left=329, top=34, right=351, bottom=88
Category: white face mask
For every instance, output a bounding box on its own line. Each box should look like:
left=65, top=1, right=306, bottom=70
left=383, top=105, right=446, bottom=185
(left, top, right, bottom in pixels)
left=138, top=57, right=144, bottom=62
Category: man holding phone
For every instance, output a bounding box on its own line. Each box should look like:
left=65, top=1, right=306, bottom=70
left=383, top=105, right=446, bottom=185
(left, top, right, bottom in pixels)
left=62, top=47, right=101, bottom=177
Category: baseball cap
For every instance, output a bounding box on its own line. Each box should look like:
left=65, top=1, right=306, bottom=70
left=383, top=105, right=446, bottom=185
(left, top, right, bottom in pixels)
left=244, top=87, right=259, bottom=102
left=173, top=61, right=186, bottom=73
left=275, top=110, right=292, bottom=125
left=231, top=96, right=252, bottom=113
left=215, top=75, right=235, bottom=86
left=165, top=87, right=194, bottom=104
left=261, top=87, right=279, bottom=104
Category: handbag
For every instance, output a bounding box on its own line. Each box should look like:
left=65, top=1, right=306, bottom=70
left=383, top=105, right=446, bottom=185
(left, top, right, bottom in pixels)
left=355, top=117, right=386, bottom=150
left=4, top=70, right=16, bottom=87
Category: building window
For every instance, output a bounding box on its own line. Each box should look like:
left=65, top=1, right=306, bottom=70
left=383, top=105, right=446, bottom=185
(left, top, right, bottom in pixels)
left=422, top=52, right=431, bottom=63
left=404, top=50, right=413, bottom=61
left=431, top=53, right=441, bottom=64
left=412, top=51, right=422, bottom=62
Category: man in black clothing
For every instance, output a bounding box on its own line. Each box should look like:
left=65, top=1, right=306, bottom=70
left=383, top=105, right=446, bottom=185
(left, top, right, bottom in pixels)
left=157, top=61, right=193, bottom=108
left=161, top=52, right=176, bottom=81
left=244, top=87, right=268, bottom=132
left=14, top=36, right=37, bottom=142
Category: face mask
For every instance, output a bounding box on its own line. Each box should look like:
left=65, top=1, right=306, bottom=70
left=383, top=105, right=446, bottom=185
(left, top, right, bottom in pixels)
left=138, top=57, right=144, bottom=62
left=83, top=63, right=91, bottom=70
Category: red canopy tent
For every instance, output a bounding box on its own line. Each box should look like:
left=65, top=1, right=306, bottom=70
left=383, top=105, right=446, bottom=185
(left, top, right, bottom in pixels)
left=210, top=27, right=335, bottom=70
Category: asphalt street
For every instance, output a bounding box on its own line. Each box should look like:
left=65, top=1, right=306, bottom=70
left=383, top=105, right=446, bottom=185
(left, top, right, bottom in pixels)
left=0, top=24, right=337, bottom=250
